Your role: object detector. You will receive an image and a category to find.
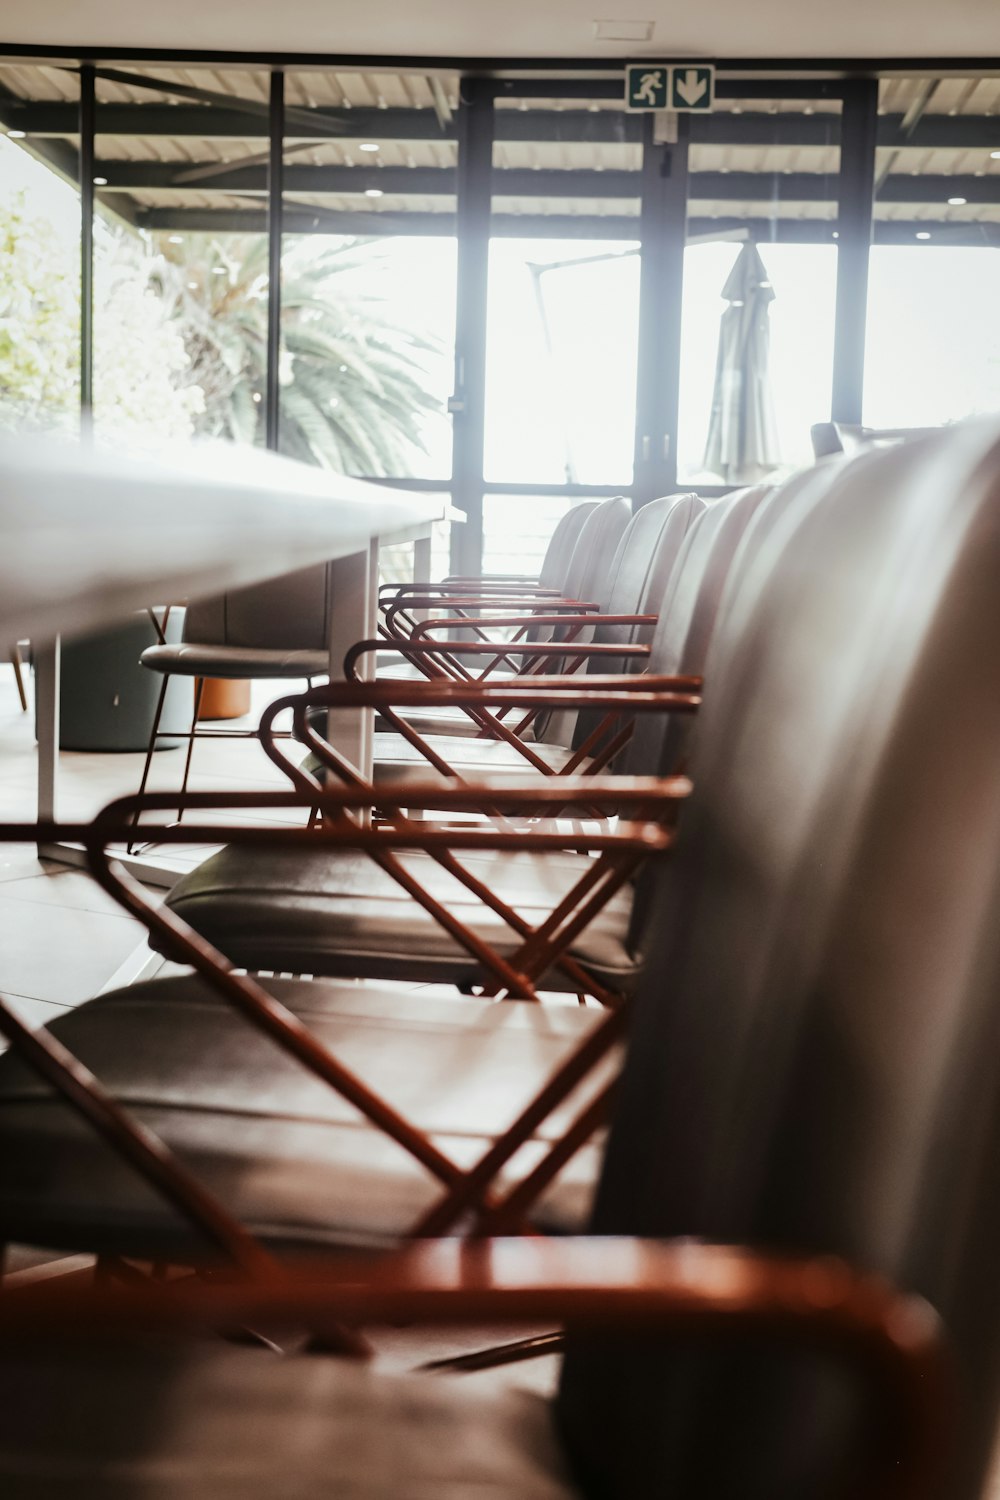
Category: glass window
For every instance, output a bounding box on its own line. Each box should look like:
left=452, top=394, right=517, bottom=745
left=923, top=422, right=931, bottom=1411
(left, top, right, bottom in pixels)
left=0, top=65, right=81, bottom=434
left=864, top=76, right=1000, bottom=428
left=678, top=96, right=841, bottom=484
left=278, top=233, right=455, bottom=478
left=484, top=240, right=640, bottom=486
left=91, top=66, right=271, bottom=449
left=484, top=95, right=641, bottom=491
left=279, top=70, right=458, bottom=478
left=482, top=493, right=600, bottom=577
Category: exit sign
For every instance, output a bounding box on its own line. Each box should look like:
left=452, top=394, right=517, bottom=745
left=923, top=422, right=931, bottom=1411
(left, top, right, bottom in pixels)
left=625, top=62, right=715, bottom=113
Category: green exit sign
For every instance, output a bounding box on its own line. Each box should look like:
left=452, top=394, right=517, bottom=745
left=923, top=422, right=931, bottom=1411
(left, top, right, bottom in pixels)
left=625, top=62, right=715, bottom=113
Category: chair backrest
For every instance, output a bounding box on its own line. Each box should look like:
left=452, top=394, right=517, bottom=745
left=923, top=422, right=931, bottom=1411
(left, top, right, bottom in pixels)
left=565, top=493, right=704, bottom=752
left=183, top=564, right=331, bottom=652
left=558, top=419, right=1000, bottom=1500
left=559, top=495, right=632, bottom=607
left=538, top=501, right=599, bottom=591
left=621, top=484, right=771, bottom=777
left=811, top=420, right=942, bottom=460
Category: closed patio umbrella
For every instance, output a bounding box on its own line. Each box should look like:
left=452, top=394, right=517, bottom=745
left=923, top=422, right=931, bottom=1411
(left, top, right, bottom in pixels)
left=702, top=241, right=781, bottom=484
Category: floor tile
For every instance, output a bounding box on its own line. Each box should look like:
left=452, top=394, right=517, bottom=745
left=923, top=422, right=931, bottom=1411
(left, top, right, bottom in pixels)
left=0, top=898, right=147, bottom=1005
left=0, top=870, right=138, bottom=918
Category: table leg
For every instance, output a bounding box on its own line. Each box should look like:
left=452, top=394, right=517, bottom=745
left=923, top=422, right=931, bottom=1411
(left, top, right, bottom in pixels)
left=325, top=540, right=378, bottom=783
left=35, top=638, right=60, bottom=831
left=412, top=532, right=433, bottom=624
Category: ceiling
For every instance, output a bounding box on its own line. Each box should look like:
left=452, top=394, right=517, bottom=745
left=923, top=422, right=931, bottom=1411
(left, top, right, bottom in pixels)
left=1, top=0, right=1000, bottom=65
left=4, top=63, right=1000, bottom=241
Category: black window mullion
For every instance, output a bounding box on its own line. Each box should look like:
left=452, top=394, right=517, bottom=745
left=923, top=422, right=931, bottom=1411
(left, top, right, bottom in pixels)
left=633, top=115, right=689, bottom=507
left=832, top=77, right=879, bottom=424
left=450, top=78, right=493, bottom=575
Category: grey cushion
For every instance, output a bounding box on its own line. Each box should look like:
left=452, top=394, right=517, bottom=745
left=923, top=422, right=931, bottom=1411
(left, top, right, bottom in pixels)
left=0, top=1334, right=574, bottom=1498
left=163, top=847, right=641, bottom=993
left=0, top=978, right=609, bottom=1259
left=141, top=643, right=329, bottom=680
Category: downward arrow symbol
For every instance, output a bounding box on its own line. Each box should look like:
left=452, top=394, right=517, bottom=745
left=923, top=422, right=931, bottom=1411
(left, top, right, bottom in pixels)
left=675, top=69, right=708, bottom=106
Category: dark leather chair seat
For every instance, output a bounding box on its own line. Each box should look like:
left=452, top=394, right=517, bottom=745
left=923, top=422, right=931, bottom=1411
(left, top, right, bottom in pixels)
left=0, top=978, right=608, bottom=1259
left=0, top=1334, right=573, bottom=1499
left=162, top=847, right=640, bottom=992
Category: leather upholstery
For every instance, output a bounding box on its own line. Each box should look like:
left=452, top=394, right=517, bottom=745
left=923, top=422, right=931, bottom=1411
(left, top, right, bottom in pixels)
left=168, top=493, right=766, bottom=976
left=0, top=977, right=605, bottom=1257
left=140, top=642, right=329, bottom=680
left=554, top=496, right=630, bottom=608
left=141, top=562, right=332, bottom=680
left=0, top=1335, right=574, bottom=1498
left=184, top=564, right=331, bottom=651
left=163, top=847, right=640, bottom=992
left=539, top=500, right=598, bottom=590
left=538, top=493, right=699, bottom=752
left=560, top=421, right=1000, bottom=1500
left=623, top=483, right=771, bottom=777
left=368, top=494, right=701, bottom=779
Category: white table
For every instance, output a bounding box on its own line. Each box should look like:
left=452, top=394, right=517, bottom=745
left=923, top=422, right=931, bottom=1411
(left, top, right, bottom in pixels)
left=0, top=435, right=453, bottom=875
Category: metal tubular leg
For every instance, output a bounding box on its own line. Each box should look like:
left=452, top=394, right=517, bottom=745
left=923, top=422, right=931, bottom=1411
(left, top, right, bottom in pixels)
left=176, top=677, right=206, bottom=826
left=127, top=672, right=171, bottom=855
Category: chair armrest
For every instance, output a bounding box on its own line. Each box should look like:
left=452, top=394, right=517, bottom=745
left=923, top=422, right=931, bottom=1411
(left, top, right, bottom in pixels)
left=0, top=1236, right=949, bottom=1500
left=381, top=580, right=557, bottom=599
left=347, top=639, right=654, bottom=678
left=411, top=614, right=658, bottom=639
left=385, top=597, right=599, bottom=625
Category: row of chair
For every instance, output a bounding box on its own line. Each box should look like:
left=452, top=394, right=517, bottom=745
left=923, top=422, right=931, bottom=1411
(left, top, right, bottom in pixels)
left=3, top=422, right=1000, bottom=1493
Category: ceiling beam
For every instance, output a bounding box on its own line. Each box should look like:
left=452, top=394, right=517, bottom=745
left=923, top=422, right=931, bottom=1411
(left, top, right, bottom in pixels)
left=96, top=161, right=853, bottom=200
left=134, top=204, right=1000, bottom=247
left=4, top=97, right=1000, bottom=152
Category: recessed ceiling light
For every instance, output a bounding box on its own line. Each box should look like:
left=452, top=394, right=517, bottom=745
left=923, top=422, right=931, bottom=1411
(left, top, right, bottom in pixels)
left=187, top=280, right=198, bottom=289
left=947, top=196, right=967, bottom=205
left=915, top=231, right=931, bottom=240
left=211, top=265, right=227, bottom=274
left=7, top=129, right=25, bottom=139
left=359, top=142, right=379, bottom=152
left=831, top=231, right=839, bottom=239
left=167, top=234, right=184, bottom=243
left=252, top=392, right=262, bottom=403
left=365, top=187, right=383, bottom=198
left=593, top=19, right=654, bottom=41
left=93, top=176, right=107, bottom=186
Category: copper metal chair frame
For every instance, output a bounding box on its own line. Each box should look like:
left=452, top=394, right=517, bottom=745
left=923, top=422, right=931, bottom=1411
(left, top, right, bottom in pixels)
left=343, top=642, right=696, bottom=783
left=0, top=1237, right=950, bottom=1500
left=0, top=812, right=954, bottom=1498
left=377, top=595, right=604, bottom=689
left=260, top=679, right=696, bottom=1004
left=0, top=782, right=674, bottom=1245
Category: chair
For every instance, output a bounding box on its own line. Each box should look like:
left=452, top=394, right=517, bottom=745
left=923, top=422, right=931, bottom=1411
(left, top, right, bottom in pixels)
left=130, top=562, right=334, bottom=835
left=0, top=426, right=973, bottom=1495
left=559, top=418, right=1000, bottom=1498
left=0, top=1242, right=941, bottom=1499
left=810, top=421, right=941, bottom=459
left=334, top=490, right=704, bottom=786
left=380, top=496, right=598, bottom=611
left=373, top=496, right=631, bottom=709
left=153, top=487, right=771, bottom=999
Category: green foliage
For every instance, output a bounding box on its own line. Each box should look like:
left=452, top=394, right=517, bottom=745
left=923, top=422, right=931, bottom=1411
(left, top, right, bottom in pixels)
left=154, top=234, right=446, bottom=474
left=0, top=191, right=201, bottom=439
left=0, top=166, right=444, bottom=477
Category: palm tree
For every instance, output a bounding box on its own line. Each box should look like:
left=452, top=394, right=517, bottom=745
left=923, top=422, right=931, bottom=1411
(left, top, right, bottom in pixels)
left=154, top=234, right=446, bottom=475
